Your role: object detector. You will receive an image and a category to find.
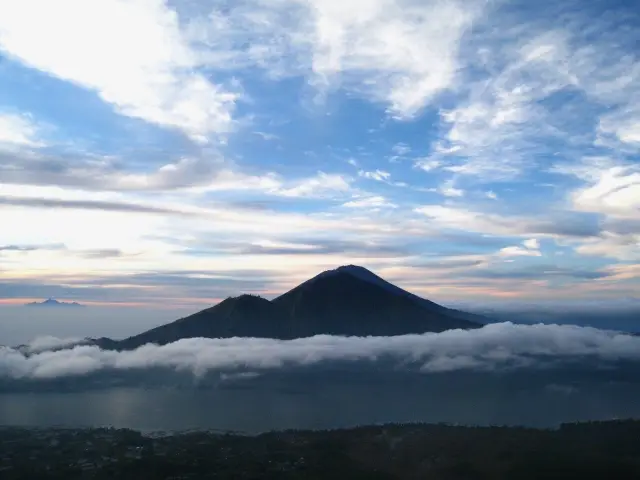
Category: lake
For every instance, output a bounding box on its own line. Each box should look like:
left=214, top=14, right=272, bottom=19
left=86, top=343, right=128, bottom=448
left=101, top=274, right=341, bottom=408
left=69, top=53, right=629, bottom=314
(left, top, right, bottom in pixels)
left=2, top=369, right=640, bottom=432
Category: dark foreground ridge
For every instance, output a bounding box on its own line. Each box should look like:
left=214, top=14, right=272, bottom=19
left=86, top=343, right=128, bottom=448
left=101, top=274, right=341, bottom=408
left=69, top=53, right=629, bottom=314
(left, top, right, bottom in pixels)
left=2, top=420, right=640, bottom=479
left=111, top=265, right=484, bottom=349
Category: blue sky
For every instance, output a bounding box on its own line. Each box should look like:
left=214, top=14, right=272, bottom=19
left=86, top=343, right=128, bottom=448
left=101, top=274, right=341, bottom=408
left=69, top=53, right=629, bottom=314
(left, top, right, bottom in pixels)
left=0, top=0, right=638, bottom=308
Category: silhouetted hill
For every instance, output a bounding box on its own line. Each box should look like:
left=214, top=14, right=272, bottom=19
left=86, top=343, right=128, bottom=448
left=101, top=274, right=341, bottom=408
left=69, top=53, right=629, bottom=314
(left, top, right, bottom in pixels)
left=110, top=265, right=483, bottom=349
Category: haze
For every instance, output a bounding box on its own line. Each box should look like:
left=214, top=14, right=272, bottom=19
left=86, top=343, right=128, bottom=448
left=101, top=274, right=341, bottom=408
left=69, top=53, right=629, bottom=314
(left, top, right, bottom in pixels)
left=0, top=306, right=190, bottom=345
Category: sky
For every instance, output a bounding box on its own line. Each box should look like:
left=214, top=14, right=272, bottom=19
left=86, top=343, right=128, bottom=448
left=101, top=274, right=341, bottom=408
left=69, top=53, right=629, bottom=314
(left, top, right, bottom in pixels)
left=0, top=0, right=638, bottom=310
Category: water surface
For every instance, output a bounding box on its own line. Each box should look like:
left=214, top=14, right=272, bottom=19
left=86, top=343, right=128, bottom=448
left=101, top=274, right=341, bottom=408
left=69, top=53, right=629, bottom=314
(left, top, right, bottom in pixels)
left=2, top=371, right=640, bottom=432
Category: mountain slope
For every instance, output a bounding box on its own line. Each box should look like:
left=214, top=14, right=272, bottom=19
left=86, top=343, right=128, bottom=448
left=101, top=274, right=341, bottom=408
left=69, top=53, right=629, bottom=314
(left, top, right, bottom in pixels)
left=327, top=265, right=487, bottom=324
left=109, top=265, right=483, bottom=349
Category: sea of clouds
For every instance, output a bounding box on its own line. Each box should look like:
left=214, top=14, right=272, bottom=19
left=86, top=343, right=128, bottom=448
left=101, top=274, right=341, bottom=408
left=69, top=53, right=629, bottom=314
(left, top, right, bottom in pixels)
left=2, top=323, right=639, bottom=381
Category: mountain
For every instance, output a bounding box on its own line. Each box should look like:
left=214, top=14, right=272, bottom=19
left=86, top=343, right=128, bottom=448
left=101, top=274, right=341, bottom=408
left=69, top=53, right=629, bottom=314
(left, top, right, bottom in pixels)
left=112, top=265, right=484, bottom=349
left=25, top=298, right=85, bottom=307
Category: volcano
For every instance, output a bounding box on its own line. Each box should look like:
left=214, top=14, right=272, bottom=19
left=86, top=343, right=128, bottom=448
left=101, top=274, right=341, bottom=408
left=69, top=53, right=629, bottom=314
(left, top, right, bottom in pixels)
left=112, top=265, right=484, bottom=349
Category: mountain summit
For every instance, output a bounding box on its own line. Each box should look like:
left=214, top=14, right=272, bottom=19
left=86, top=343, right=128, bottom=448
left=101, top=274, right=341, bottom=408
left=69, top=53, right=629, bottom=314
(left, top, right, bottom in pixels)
left=114, top=265, right=484, bottom=349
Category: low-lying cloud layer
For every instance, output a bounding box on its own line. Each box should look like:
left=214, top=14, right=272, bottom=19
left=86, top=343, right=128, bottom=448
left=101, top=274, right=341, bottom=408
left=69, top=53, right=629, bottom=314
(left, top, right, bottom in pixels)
left=2, top=323, right=640, bottom=381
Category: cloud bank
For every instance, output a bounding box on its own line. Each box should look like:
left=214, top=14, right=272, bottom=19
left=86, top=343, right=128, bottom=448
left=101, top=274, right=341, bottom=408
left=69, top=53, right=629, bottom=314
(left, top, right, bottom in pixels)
left=3, top=323, right=639, bottom=381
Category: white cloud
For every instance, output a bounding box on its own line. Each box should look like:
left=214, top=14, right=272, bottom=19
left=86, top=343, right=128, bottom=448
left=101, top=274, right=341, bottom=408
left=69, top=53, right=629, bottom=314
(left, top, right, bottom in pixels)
left=342, top=196, right=395, bottom=209
left=438, top=178, right=464, bottom=197
left=0, top=113, right=43, bottom=148
left=413, top=204, right=596, bottom=240
left=0, top=192, right=438, bottom=282
left=299, top=0, right=482, bottom=116
left=575, top=233, right=640, bottom=261
left=1, top=152, right=282, bottom=193
left=602, top=263, right=640, bottom=282
left=423, top=12, right=639, bottom=183
left=252, top=131, right=279, bottom=141
left=1, top=0, right=638, bottom=301
left=414, top=205, right=510, bottom=235
left=598, top=107, right=640, bottom=148
left=434, top=31, right=576, bottom=180
left=571, top=165, right=640, bottom=219
left=498, top=246, right=541, bottom=258
left=0, top=0, right=239, bottom=141
left=554, top=157, right=640, bottom=259
left=551, top=156, right=615, bottom=182
left=0, top=202, right=168, bottom=254
left=21, top=336, right=87, bottom=354
left=274, top=172, right=352, bottom=198
left=440, top=187, right=464, bottom=198
left=359, top=169, right=390, bottom=181
left=190, top=0, right=484, bottom=117
left=2, top=323, right=639, bottom=380
left=567, top=34, right=640, bottom=150
left=391, top=143, right=411, bottom=156
left=615, top=124, right=640, bottom=144
left=523, top=238, right=540, bottom=250
left=415, top=159, right=442, bottom=172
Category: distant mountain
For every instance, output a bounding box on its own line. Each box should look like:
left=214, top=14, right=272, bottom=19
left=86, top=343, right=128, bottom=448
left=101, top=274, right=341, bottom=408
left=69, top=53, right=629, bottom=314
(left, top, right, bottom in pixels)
left=113, top=265, right=484, bottom=349
left=24, top=298, right=85, bottom=307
